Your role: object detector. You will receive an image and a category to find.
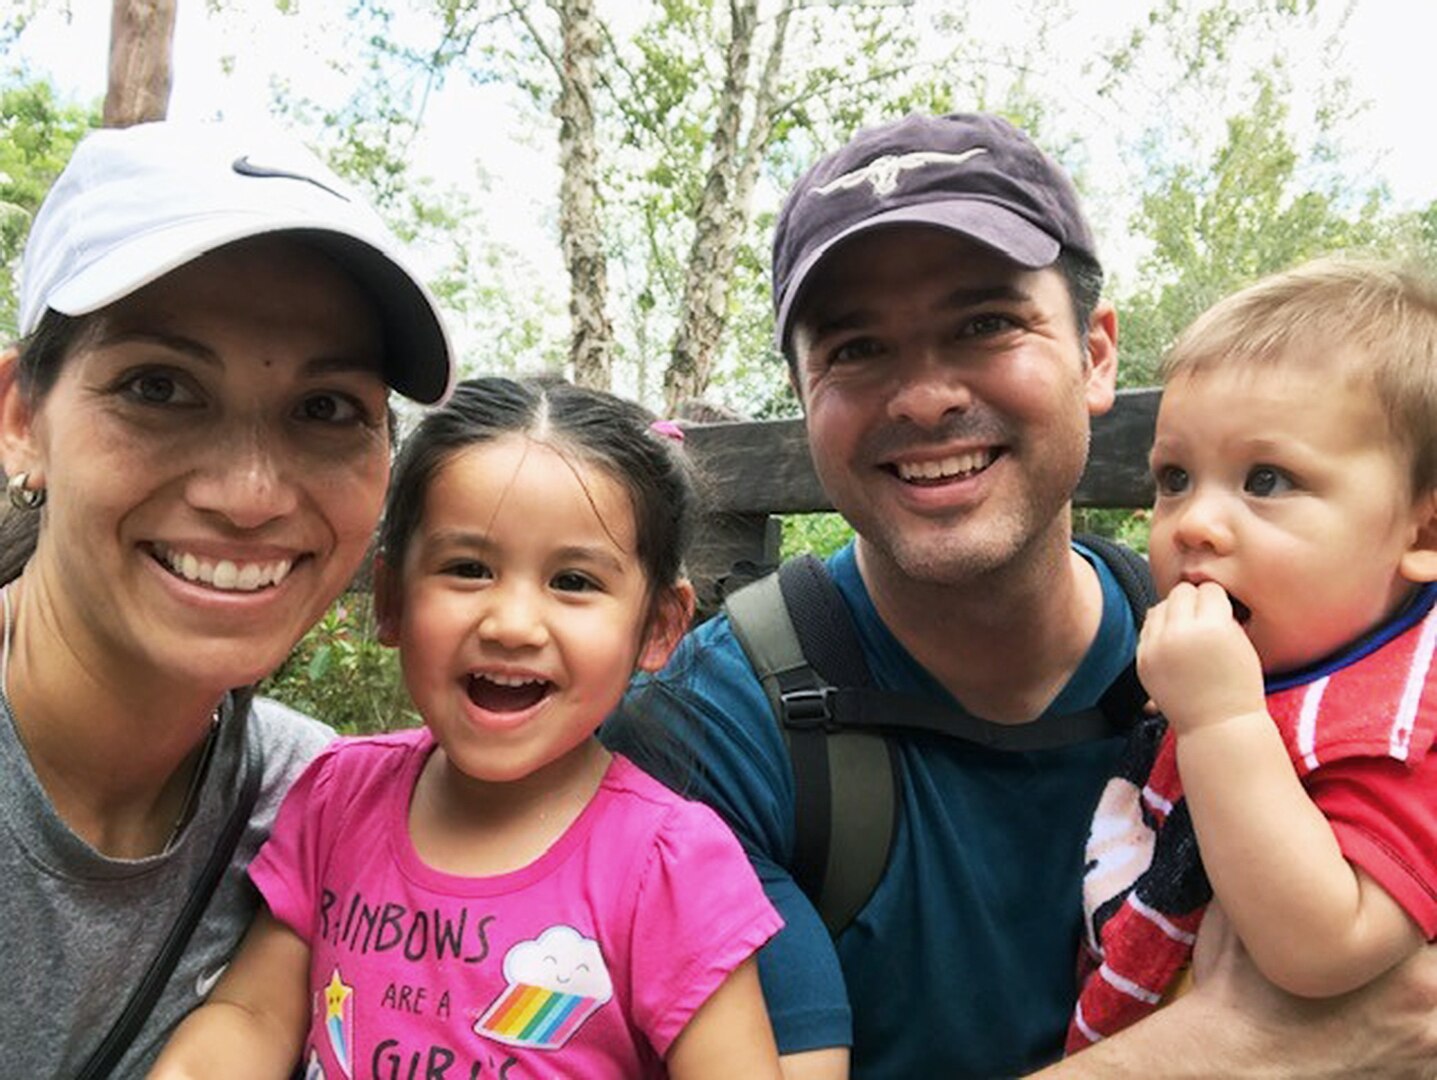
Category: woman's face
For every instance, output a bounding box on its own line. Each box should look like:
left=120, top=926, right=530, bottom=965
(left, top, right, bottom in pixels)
left=5, top=236, right=393, bottom=696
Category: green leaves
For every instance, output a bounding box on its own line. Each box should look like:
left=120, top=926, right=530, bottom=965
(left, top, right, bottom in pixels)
left=0, top=75, right=96, bottom=339
left=263, top=597, right=420, bottom=735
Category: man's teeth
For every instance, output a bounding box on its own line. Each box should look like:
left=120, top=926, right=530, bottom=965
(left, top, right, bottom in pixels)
left=484, top=673, right=546, bottom=688
left=896, top=450, right=992, bottom=482
left=162, top=550, right=293, bottom=592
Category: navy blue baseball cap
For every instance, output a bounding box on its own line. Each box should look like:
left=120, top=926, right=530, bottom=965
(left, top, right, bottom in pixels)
left=772, top=112, right=1099, bottom=352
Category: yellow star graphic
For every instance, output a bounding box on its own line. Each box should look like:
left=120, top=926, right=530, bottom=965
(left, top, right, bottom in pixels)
left=324, top=968, right=352, bottom=1021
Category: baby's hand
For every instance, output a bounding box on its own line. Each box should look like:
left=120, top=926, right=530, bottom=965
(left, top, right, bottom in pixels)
left=1138, top=581, right=1267, bottom=735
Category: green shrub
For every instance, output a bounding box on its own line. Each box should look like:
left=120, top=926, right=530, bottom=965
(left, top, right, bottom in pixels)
left=1072, top=507, right=1152, bottom=554
left=780, top=512, right=854, bottom=559
left=260, top=594, right=419, bottom=735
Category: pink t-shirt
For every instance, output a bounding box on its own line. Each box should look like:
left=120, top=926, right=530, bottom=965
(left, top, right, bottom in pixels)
left=250, top=730, right=782, bottom=1079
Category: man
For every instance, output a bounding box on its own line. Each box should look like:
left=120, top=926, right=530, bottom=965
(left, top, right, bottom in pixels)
left=605, top=112, right=1437, bottom=1078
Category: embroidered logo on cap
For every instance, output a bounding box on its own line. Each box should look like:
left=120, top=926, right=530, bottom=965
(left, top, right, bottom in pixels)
left=813, top=147, right=989, bottom=198
left=232, top=156, right=350, bottom=201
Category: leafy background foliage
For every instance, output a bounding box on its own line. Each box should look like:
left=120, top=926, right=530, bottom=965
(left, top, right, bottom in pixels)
left=5, top=0, right=1436, bottom=731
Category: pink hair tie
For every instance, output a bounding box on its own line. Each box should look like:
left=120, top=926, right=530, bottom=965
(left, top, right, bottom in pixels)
left=649, top=419, right=685, bottom=443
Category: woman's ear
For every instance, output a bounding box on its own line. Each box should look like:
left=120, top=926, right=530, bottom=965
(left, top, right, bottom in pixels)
left=372, top=554, right=403, bottom=646
left=0, top=347, right=42, bottom=486
left=1401, top=489, right=1437, bottom=583
left=637, top=580, right=696, bottom=673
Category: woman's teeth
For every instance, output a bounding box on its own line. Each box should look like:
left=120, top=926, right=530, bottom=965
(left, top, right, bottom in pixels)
left=160, top=549, right=293, bottom=592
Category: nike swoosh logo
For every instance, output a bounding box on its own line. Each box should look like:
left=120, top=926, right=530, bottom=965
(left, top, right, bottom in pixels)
left=232, top=156, right=350, bottom=202
left=195, top=963, right=228, bottom=999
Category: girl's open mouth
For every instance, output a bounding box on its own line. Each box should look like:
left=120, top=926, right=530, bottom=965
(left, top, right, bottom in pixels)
left=466, top=674, right=551, bottom=713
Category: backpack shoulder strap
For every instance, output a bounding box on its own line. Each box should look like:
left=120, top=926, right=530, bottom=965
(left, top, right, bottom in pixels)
left=1074, top=534, right=1156, bottom=729
left=1075, top=532, right=1157, bottom=622
left=724, top=556, right=897, bottom=937
left=721, top=539, right=1154, bottom=937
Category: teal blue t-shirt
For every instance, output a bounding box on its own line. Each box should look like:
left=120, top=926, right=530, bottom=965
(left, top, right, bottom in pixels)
left=604, top=541, right=1138, bottom=1078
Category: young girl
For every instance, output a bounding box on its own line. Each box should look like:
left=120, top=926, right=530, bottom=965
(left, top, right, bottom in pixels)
left=153, top=377, right=786, bottom=1079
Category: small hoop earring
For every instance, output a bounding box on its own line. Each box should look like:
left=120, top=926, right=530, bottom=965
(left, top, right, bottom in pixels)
left=7, top=472, right=45, bottom=512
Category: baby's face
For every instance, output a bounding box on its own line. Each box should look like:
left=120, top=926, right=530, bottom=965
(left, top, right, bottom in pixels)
left=1147, top=361, right=1426, bottom=675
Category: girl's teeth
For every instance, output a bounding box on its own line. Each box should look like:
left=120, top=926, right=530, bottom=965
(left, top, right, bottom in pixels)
left=487, top=673, right=543, bottom=688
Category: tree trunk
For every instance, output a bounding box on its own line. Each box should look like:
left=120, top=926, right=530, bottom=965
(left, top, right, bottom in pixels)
left=664, top=0, right=792, bottom=413
left=104, top=0, right=177, bottom=127
left=552, top=0, right=614, bottom=389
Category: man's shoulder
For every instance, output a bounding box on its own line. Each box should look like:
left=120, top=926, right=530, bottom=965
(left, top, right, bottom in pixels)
left=647, top=605, right=766, bottom=696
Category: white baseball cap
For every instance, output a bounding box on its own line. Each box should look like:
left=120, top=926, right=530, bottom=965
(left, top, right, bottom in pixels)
left=18, top=120, right=455, bottom=405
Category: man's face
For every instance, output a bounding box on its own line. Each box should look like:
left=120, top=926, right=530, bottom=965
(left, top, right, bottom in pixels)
left=788, top=227, right=1116, bottom=587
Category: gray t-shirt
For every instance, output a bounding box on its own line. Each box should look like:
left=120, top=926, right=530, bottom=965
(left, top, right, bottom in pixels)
left=0, top=691, right=333, bottom=1078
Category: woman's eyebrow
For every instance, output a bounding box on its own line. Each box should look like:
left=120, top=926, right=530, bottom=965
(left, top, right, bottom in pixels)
left=90, top=331, right=381, bottom=375
left=94, top=329, right=219, bottom=364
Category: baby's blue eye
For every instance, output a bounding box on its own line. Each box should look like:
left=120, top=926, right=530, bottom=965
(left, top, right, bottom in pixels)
left=1154, top=465, right=1189, bottom=495
left=1244, top=466, right=1292, bottom=497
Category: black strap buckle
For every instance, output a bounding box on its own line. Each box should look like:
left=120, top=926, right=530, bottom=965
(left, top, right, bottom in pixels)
left=781, top=686, right=840, bottom=730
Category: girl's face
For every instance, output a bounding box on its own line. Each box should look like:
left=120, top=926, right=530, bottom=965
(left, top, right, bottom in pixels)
left=2, top=237, right=392, bottom=698
left=378, top=434, right=689, bottom=789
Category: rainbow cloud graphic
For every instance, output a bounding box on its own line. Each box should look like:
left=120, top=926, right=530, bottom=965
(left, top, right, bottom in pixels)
left=475, top=925, right=612, bottom=1050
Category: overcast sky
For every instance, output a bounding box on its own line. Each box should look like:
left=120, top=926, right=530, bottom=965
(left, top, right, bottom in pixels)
left=9, top=0, right=1435, bottom=297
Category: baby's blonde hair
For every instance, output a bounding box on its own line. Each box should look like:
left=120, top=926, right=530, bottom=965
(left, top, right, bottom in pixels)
left=1162, top=257, right=1437, bottom=491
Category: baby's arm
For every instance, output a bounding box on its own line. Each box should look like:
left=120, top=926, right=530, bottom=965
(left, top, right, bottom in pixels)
left=666, top=957, right=792, bottom=1080
left=148, top=908, right=310, bottom=1079
left=1138, top=581, right=1424, bottom=998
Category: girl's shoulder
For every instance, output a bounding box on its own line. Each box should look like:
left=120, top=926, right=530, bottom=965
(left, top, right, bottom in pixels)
left=599, top=754, right=749, bottom=864
left=289, top=726, right=431, bottom=810
left=600, top=752, right=700, bottom=815
left=313, top=725, right=431, bottom=773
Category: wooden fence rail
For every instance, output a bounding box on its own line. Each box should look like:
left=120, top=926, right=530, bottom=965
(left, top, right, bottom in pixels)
left=682, top=385, right=1161, bottom=612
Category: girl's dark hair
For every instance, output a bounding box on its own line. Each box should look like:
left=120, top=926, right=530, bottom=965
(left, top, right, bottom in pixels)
left=377, top=376, right=697, bottom=594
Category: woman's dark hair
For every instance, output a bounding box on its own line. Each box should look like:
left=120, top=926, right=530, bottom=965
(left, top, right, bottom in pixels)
left=0, top=311, right=97, bottom=585
left=377, top=376, right=697, bottom=596
left=13, top=310, right=93, bottom=403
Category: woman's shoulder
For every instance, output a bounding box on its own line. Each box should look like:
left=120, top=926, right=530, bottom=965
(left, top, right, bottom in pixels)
left=247, top=694, right=335, bottom=746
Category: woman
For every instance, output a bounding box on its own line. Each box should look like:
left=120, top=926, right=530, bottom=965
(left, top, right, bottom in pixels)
left=0, top=119, right=453, bottom=1076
